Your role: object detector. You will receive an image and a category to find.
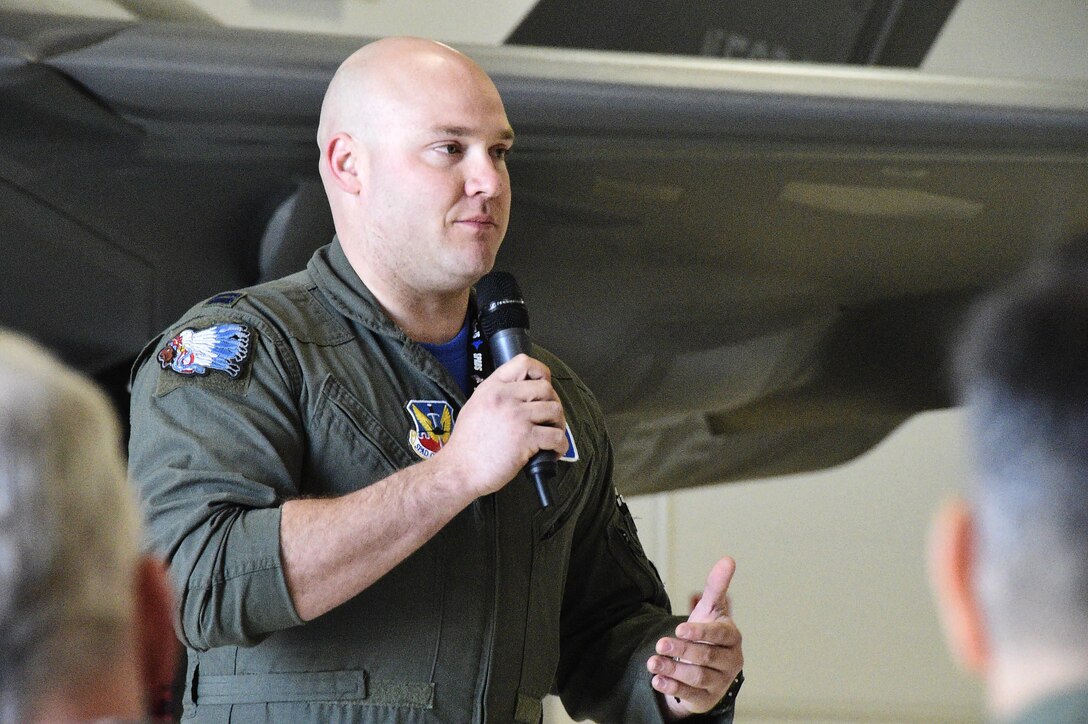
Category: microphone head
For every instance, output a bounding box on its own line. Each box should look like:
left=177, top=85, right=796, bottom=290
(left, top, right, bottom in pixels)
left=475, top=271, right=530, bottom=339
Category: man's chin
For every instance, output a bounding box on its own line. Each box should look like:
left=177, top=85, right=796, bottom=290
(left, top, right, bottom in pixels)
left=431, top=260, right=496, bottom=297
left=459, top=247, right=501, bottom=281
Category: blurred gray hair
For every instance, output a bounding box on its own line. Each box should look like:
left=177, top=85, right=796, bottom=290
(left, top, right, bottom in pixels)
left=952, top=234, right=1088, bottom=661
left=0, top=332, right=142, bottom=721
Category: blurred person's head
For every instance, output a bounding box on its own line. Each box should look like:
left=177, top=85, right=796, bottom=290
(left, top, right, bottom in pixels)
left=0, top=332, right=174, bottom=722
left=931, top=232, right=1088, bottom=720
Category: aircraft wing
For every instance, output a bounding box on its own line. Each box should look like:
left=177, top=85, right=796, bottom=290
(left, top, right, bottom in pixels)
left=2, top=10, right=1087, bottom=494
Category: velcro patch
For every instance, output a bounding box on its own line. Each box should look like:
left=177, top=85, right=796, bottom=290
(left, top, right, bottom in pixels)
left=204, top=291, right=245, bottom=307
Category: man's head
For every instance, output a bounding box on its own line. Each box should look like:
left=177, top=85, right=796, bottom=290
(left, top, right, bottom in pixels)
left=930, top=232, right=1088, bottom=716
left=0, top=332, right=174, bottom=722
left=317, top=37, right=513, bottom=305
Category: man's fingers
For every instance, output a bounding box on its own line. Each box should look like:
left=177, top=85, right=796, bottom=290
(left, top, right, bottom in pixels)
left=527, top=401, right=570, bottom=455
left=648, top=655, right=716, bottom=689
left=670, top=620, right=742, bottom=649
left=526, top=399, right=565, bottom=425
left=532, top=419, right=570, bottom=455
left=510, top=378, right=561, bottom=403
left=648, top=629, right=744, bottom=716
left=490, top=363, right=567, bottom=451
left=689, top=556, right=736, bottom=622
left=647, top=665, right=718, bottom=714
left=657, top=626, right=741, bottom=663
left=491, top=353, right=551, bottom=383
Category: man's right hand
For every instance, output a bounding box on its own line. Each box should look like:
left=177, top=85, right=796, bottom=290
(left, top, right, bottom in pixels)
left=437, top=353, right=569, bottom=498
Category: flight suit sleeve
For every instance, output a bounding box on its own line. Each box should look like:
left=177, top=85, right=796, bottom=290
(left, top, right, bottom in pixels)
left=555, top=388, right=735, bottom=723
left=128, top=311, right=305, bottom=651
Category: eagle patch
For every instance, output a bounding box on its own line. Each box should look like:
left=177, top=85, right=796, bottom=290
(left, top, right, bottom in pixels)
left=405, top=400, right=455, bottom=459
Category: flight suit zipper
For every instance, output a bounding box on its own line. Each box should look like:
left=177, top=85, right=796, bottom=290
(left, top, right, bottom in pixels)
left=475, top=493, right=499, bottom=722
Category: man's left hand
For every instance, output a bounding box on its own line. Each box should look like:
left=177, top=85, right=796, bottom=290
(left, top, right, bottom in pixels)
left=647, top=556, right=743, bottom=719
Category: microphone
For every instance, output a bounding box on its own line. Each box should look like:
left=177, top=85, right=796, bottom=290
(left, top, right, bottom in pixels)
left=475, top=271, right=556, bottom=508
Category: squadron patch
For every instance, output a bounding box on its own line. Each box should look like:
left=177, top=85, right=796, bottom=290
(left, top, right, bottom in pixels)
left=405, top=400, right=455, bottom=459
left=157, top=323, right=252, bottom=378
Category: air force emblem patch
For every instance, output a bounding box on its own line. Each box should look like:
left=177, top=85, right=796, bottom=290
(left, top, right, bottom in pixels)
left=406, top=400, right=455, bottom=459
left=157, top=323, right=251, bottom=378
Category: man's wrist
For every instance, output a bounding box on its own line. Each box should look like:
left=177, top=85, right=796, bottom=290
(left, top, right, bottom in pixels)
left=674, top=670, right=744, bottom=718
left=706, top=669, right=743, bottom=716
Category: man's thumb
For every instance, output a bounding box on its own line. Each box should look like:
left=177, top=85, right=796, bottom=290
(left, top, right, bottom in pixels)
left=689, top=556, right=736, bottom=622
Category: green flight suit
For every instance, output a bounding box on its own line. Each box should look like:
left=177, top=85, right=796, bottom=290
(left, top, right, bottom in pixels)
left=129, top=239, right=732, bottom=723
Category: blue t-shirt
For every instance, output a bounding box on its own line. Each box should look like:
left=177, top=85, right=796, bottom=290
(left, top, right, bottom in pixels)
left=420, top=319, right=470, bottom=396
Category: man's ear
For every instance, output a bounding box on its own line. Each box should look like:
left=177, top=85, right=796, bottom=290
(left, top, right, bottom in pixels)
left=134, top=556, right=177, bottom=712
left=928, top=497, right=990, bottom=675
left=324, top=132, right=363, bottom=195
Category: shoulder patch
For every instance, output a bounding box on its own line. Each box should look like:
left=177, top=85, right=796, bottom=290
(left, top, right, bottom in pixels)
left=204, top=291, right=245, bottom=307
left=157, top=323, right=252, bottom=378
left=153, top=323, right=257, bottom=398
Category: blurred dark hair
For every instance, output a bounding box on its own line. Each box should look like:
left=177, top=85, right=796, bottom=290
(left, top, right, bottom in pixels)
left=954, top=231, right=1088, bottom=411
left=950, top=230, right=1088, bottom=654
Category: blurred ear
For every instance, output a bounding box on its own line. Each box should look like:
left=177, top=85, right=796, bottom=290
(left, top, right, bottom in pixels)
left=134, top=556, right=177, bottom=712
left=324, top=132, right=363, bottom=195
left=928, top=497, right=990, bottom=675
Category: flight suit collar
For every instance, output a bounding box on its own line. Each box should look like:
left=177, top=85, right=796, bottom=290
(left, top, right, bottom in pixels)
left=307, top=236, right=409, bottom=342
left=309, top=236, right=470, bottom=404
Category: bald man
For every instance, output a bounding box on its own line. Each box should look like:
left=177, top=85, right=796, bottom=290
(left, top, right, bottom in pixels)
left=129, top=38, right=742, bottom=723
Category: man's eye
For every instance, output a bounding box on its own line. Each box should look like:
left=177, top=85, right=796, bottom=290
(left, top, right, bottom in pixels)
left=493, top=147, right=511, bottom=160
left=438, top=143, right=461, bottom=155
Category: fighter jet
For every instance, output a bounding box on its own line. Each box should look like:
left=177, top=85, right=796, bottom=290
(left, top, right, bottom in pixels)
left=2, top=0, right=1086, bottom=494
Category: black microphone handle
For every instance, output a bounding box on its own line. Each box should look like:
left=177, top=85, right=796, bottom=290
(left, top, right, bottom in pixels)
left=489, top=327, right=557, bottom=508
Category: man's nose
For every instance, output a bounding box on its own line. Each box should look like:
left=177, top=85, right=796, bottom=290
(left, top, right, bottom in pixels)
left=464, top=151, right=504, bottom=198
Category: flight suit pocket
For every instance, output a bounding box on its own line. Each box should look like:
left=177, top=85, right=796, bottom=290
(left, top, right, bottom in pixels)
left=309, top=375, right=416, bottom=494
left=606, top=497, right=665, bottom=598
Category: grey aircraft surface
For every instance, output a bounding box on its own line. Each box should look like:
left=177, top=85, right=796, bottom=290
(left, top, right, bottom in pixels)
left=2, top=1, right=1087, bottom=496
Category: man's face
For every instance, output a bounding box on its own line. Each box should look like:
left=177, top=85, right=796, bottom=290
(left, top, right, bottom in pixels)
left=356, top=63, right=513, bottom=298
